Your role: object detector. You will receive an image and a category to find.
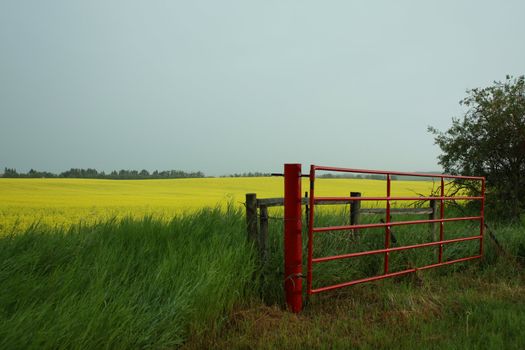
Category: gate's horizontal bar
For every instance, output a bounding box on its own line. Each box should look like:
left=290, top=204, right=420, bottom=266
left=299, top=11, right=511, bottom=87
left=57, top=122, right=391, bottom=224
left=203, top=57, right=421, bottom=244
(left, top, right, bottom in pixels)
left=309, top=255, right=482, bottom=294
left=313, top=216, right=482, bottom=232
left=312, top=235, right=482, bottom=263
left=314, top=196, right=483, bottom=202
left=360, top=208, right=432, bottom=215
left=257, top=198, right=433, bottom=214
left=312, top=165, right=485, bottom=180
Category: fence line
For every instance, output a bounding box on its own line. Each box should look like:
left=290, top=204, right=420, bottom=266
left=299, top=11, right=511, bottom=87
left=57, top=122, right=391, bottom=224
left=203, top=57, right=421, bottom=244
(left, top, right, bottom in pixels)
left=246, top=192, right=437, bottom=261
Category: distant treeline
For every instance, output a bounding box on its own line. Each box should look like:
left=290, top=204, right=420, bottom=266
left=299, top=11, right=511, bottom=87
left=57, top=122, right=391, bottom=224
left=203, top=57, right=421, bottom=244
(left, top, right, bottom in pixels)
left=222, top=172, right=271, bottom=178
left=1, top=168, right=439, bottom=180
left=2, top=168, right=205, bottom=179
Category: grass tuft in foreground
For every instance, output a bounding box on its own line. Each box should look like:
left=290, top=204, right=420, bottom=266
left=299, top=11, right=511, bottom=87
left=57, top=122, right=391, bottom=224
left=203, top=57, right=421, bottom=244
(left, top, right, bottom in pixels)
left=0, top=206, right=256, bottom=349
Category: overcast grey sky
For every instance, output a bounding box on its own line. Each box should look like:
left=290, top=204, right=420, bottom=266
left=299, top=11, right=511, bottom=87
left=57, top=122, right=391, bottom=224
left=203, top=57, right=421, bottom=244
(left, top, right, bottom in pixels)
left=1, top=1, right=524, bottom=175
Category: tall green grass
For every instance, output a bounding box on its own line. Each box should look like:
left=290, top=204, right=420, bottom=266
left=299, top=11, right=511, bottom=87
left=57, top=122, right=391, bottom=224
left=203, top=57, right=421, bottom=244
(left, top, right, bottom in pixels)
left=0, top=206, right=256, bottom=349
left=1, top=204, right=523, bottom=349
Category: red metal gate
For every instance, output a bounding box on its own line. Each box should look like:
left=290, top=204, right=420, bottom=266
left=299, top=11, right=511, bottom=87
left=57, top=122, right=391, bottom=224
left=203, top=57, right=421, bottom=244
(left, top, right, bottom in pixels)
left=283, top=164, right=485, bottom=313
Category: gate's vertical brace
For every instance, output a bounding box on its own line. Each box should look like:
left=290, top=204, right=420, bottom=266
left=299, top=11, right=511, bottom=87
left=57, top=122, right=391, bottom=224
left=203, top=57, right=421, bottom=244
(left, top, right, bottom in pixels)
left=439, top=177, right=445, bottom=262
left=307, top=165, right=316, bottom=296
left=384, top=174, right=391, bottom=274
left=479, top=178, right=486, bottom=255
left=284, top=164, right=303, bottom=313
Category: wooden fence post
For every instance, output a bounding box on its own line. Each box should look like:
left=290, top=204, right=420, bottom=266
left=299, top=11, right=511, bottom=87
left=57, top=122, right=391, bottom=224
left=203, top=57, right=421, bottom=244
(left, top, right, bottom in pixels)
left=246, top=193, right=258, bottom=244
left=259, top=205, right=268, bottom=262
left=429, top=199, right=437, bottom=241
left=305, top=191, right=309, bottom=228
left=350, top=192, right=361, bottom=225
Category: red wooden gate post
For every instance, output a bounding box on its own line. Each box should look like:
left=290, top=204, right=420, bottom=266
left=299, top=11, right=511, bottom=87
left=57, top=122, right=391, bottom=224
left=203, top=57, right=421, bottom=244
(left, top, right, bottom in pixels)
left=284, top=163, right=303, bottom=313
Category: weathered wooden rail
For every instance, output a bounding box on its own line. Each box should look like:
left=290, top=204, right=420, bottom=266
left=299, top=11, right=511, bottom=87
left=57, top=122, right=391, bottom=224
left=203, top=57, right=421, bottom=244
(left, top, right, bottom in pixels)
left=246, top=192, right=438, bottom=261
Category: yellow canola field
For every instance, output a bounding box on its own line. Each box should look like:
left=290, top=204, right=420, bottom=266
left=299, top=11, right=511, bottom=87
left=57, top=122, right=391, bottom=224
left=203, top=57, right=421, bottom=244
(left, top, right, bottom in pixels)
left=0, top=177, right=438, bottom=233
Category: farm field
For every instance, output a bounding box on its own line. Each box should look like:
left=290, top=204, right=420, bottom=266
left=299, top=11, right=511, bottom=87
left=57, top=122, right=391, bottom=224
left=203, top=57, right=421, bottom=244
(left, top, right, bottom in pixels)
left=1, top=178, right=524, bottom=348
left=0, top=177, right=438, bottom=233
